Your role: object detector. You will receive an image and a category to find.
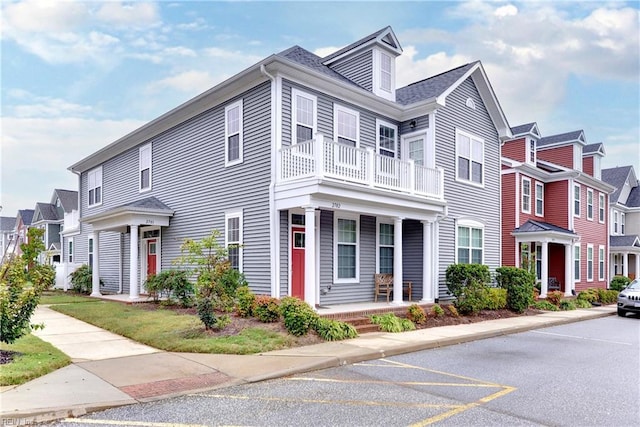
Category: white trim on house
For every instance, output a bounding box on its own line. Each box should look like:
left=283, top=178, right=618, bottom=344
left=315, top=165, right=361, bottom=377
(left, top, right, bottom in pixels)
left=139, top=143, right=152, bottom=193
left=598, top=245, right=605, bottom=281
left=573, top=182, right=581, bottom=218
left=225, top=99, right=244, bottom=166
left=455, top=128, right=484, bottom=188
left=587, top=188, right=594, bottom=221
left=375, top=119, right=398, bottom=158
left=535, top=181, right=544, bottom=217
left=333, top=104, right=360, bottom=147
left=521, top=176, right=531, bottom=214
left=225, top=209, right=243, bottom=272
left=574, top=243, right=581, bottom=282
left=291, top=88, right=317, bottom=144
left=455, top=218, right=485, bottom=265
left=376, top=218, right=394, bottom=274
left=598, top=192, right=605, bottom=224
left=333, top=212, right=360, bottom=284
left=87, top=166, right=103, bottom=208
left=587, top=243, right=594, bottom=282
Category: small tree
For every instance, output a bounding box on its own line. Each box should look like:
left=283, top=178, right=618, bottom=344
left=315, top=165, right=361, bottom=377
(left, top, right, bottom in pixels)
left=495, top=266, right=535, bottom=313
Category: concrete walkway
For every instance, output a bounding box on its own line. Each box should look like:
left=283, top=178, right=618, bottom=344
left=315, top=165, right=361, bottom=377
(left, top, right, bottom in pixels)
left=0, top=305, right=616, bottom=425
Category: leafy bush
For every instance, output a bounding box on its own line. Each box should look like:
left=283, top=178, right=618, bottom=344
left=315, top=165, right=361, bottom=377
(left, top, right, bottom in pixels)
left=144, top=269, right=194, bottom=307
left=575, top=298, right=592, bottom=309
left=446, top=305, right=459, bottom=317
left=546, top=290, right=564, bottom=306
left=280, top=296, right=318, bottom=336
left=484, top=288, right=507, bottom=310
left=577, top=288, right=599, bottom=303
left=430, top=304, right=445, bottom=318
left=454, top=280, right=490, bottom=315
left=532, top=300, right=559, bottom=311
left=28, top=264, right=56, bottom=290
left=597, top=289, right=619, bottom=304
left=196, top=297, right=231, bottom=330
left=235, top=286, right=255, bottom=318
left=370, top=313, right=415, bottom=332
left=69, top=264, right=102, bottom=294
left=610, top=276, right=631, bottom=291
left=559, top=300, right=576, bottom=311
left=406, top=304, right=427, bottom=324
left=495, top=266, right=535, bottom=313
left=314, top=318, right=358, bottom=341
left=253, top=295, right=281, bottom=323
left=446, top=264, right=491, bottom=299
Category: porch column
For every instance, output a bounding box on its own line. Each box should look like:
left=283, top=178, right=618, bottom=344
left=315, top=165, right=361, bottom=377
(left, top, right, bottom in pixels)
left=564, top=242, right=573, bottom=296
left=635, top=254, right=640, bottom=280
left=129, top=225, right=139, bottom=300
left=421, top=221, right=433, bottom=303
left=540, top=241, right=549, bottom=298
left=392, top=217, right=403, bottom=305
left=514, top=239, right=521, bottom=268
left=91, top=233, right=102, bottom=297
left=623, top=252, right=629, bottom=278
left=304, top=207, right=317, bottom=308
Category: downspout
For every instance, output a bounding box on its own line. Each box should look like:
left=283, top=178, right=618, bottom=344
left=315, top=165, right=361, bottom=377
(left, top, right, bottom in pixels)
left=118, top=233, right=123, bottom=294
left=260, top=63, right=280, bottom=298
left=432, top=206, right=448, bottom=303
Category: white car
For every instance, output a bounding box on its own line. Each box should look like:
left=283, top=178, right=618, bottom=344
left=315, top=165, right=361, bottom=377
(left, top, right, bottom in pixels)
left=617, top=279, right=640, bottom=317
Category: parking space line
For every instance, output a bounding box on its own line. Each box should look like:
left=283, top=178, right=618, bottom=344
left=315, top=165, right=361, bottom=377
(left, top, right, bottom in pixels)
left=62, top=419, right=208, bottom=427
left=288, top=377, right=500, bottom=388
left=370, top=359, right=503, bottom=386
left=531, top=330, right=633, bottom=345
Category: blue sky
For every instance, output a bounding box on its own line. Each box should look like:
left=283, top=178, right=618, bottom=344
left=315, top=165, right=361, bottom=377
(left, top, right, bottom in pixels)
left=1, top=0, right=639, bottom=217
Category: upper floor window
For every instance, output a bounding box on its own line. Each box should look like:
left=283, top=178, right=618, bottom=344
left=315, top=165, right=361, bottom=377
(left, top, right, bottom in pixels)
left=88, top=167, right=102, bottom=207
left=613, top=211, right=619, bottom=234
left=621, top=212, right=626, bottom=234
left=573, top=145, right=582, bottom=171
left=527, top=139, right=536, bottom=164
left=378, top=222, right=394, bottom=274
left=380, top=52, right=392, bottom=92
left=573, top=183, right=581, bottom=217
left=574, top=244, right=580, bottom=281
left=521, top=177, right=531, bottom=214
left=335, top=216, right=359, bottom=282
left=376, top=119, right=397, bottom=158
left=587, top=189, right=594, bottom=221
left=225, top=210, right=243, bottom=272
left=535, top=182, right=544, bottom=216
left=457, top=220, right=483, bottom=264
left=292, top=89, right=316, bottom=144
left=456, top=129, right=484, bottom=186
left=225, top=100, right=243, bottom=166
left=139, top=143, right=152, bottom=192
left=598, top=193, right=605, bottom=223
left=334, top=105, right=359, bottom=147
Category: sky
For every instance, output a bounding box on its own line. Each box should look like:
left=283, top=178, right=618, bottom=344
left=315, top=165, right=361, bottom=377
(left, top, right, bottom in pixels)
left=1, top=0, right=639, bottom=218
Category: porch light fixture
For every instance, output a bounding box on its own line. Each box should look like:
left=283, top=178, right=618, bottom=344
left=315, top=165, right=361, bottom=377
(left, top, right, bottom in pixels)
left=410, top=120, right=417, bottom=129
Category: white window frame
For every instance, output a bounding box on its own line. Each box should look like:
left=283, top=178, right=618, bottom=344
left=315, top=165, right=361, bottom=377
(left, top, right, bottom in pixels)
left=573, top=145, right=582, bottom=171
left=455, top=219, right=484, bottom=264
left=613, top=211, right=619, bottom=234
left=376, top=220, right=394, bottom=274
left=334, top=214, right=359, bottom=283
left=379, top=51, right=392, bottom=92
left=521, top=177, right=531, bottom=214
left=586, top=189, right=594, bottom=221
left=291, top=88, right=317, bottom=144
left=455, top=128, right=484, bottom=187
left=87, top=166, right=103, bottom=207
left=139, top=143, right=152, bottom=192
left=68, top=238, right=74, bottom=263
left=333, top=104, right=359, bottom=147
left=573, top=183, right=581, bottom=217
left=598, top=193, right=605, bottom=224
left=225, top=210, right=243, bottom=272
left=587, top=244, right=594, bottom=282
left=527, top=138, right=536, bottom=164
left=535, top=182, right=544, bottom=217
left=376, top=119, right=398, bottom=158
left=621, top=212, right=625, bottom=234
left=88, top=236, right=94, bottom=269
left=574, top=244, right=581, bottom=282
left=225, top=99, right=243, bottom=166
left=598, top=245, right=605, bottom=281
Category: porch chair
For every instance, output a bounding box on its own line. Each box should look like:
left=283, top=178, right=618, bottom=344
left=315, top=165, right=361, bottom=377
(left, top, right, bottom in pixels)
left=548, top=277, right=560, bottom=291
left=374, top=273, right=394, bottom=302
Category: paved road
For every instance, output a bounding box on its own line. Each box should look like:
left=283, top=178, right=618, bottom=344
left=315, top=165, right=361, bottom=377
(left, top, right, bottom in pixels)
left=51, top=315, right=639, bottom=427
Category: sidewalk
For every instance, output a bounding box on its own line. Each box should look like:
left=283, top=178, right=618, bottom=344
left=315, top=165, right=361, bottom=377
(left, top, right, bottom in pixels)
left=0, top=305, right=616, bottom=425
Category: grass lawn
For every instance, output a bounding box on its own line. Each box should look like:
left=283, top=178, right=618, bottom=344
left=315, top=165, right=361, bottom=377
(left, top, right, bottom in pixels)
left=0, top=334, right=71, bottom=386
left=51, top=300, right=296, bottom=355
left=39, top=290, right=100, bottom=305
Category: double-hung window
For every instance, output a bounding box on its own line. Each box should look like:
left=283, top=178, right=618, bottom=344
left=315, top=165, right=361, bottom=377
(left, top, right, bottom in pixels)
left=457, top=221, right=483, bottom=264
left=225, top=210, right=243, bottom=271
left=334, top=105, right=359, bottom=147
left=376, top=119, right=397, bottom=158
left=88, top=167, right=102, bottom=207
left=587, top=244, right=594, bottom=281
left=587, top=189, right=594, bottom=220
left=456, top=129, right=484, bottom=185
left=535, top=182, right=544, bottom=216
left=613, top=211, right=619, bottom=234
left=521, top=177, right=531, bottom=214
left=378, top=223, right=394, bottom=274
left=335, top=217, right=359, bottom=281
left=139, top=143, right=152, bottom=192
left=88, top=237, right=94, bottom=269
left=598, top=246, right=605, bottom=281
left=225, top=100, right=243, bottom=166
left=292, top=89, right=316, bottom=144
left=528, top=139, right=536, bottom=164
left=573, top=184, right=581, bottom=217
left=598, top=193, right=605, bottom=223
left=574, top=244, right=581, bottom=281
left=621, top=213, right=626, bottom=234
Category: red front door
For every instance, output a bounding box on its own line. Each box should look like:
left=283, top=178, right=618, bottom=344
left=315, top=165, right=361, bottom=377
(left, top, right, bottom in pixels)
left=147, top=239, right=157, bottom=277
left=291, top=227, right=305, bottom=299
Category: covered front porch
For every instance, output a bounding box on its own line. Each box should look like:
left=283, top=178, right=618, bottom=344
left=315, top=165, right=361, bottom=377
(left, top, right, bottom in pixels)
left=610, top=235, right=640, bottom=281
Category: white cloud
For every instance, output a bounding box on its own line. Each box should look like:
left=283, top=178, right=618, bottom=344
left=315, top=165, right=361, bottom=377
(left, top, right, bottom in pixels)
left=96, top=2, right=160, bottom=28
left=494, top=4, right=518, bottom=18
left=147, top=70, right=219, bottom=93
left=397, top=48, right=473, bottom=88
left=1, top=0, right=88, bottom=33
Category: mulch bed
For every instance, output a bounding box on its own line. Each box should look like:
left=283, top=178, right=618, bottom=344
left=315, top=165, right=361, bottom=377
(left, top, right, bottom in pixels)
left=0, top=350, right=21, bottom=365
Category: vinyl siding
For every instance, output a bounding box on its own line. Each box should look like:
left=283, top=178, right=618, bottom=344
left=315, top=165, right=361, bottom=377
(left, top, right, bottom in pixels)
left=501, top=172, right=517, bottom=267
left=503, top=138, right=526, bottom=163
left=402, top=219, right=423, bottom=301
left=537, top=145, right=574, bottom=169
left=330, top=50, right=373, bottom=92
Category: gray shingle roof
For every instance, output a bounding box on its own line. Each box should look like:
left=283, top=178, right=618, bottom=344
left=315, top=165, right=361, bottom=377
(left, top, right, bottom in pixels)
left=610, top=235, right=640, bottom=248
left=538, top=130, right=584, bottom=147
left=510, top=123, right=537, bottom=136
left=396, top=62, right=477, bottom=105
left=54, top=189, right=78, bottom=213
left=18, top=209, right=34, bottom=226
left=627, top=184, right=640, bottom=207
left=277, top=46, right=362, bottom=88
left=513, top=220, right=576, bottom=235
left=602, top=166, right=633, bottom=204
left=322, top=26, right=393, bottom=63
left=1, top=216, right=16, bottom=231
left=34, top=202, right=60, bottom=221
left=121, top=197, right=173, bottom=212
left=583, top=142, right=604, bottom=155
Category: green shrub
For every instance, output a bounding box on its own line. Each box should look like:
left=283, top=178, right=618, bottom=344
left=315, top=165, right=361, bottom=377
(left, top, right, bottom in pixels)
left=253, top=295, right=281, bottom=323
left=314, top=318, right=358, bottom=341
left=577, top=288, right=599, bottom=303
left=484, top=288, right=507, bottom=310
left=217, top=268, right=248, bottom=300
left=406, top=304, right=427, bottom=324
left=575, top=298, right=592, bottom=309
left=28, top=264, right=56, bottom=290
left=532, top=300, right=559, bottom=311
left=369, top=313, right=415, bottom=332
left=495, top=266, right=535, bottom=313
left=546, top=290, right=564, bottom=306
left=144, top=269, right=194, bottom=307
left=446, top=264, right=491, bottom=299
left=446, top=305, right=459, bottom=317
left=454, top=280, right=490, bottom=315
left=69, top=265, right=102, bottom=294
left=280, top=296, right=318, bottom=336
left=430, top=304, right=445, bottom=318
left=559, top=300, right=576, bottom=311
left=196, top=297, right=231, bottom=330
left=597, top=289, right=619, bottom=304
left=610, top=276, right=631, bottom=291
left=235, top=286, right=255, bottom=318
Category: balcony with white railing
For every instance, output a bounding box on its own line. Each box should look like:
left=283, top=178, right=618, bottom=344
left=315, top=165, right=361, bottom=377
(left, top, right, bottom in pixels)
left=278, top=134, right=444, bottom=201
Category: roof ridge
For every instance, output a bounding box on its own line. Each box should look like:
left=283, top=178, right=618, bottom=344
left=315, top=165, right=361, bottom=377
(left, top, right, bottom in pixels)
left=398, top=61, right=476, bottom=90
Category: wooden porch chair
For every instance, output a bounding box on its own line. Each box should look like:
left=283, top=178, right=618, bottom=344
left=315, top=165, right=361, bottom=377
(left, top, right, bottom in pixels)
left=374, top=273, right=394, bottom=302
left=548, top=277, right=560, bottom=291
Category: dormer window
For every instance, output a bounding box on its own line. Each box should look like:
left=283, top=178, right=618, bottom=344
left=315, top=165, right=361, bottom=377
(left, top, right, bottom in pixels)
left=573, top=145, right=582, bottom=171
left=373, top=49, right=396, bottom=101
left=527, top=139, right=536, bottom=164
left=380, top=52, right=391, bottom=92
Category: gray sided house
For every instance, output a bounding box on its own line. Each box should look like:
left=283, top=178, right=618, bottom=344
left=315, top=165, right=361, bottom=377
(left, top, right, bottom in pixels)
left=31, top=189, right=79, bottom=265
left=68, top=27, right=510, bottom=306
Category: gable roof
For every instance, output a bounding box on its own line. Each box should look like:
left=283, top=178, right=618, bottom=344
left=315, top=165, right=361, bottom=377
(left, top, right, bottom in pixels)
left=510, top=122, right=539, bottom=137
left=602, top=165, right=634, bottom=204
left=538, top=130, right=586, bottom=148
left=513, top=220, right=577, bottom=236
left=396, top=62, right=477, bottom=105
left=277, top=46, right=362, bottom=88
left=610, top=235, right=640, bottom=248
left=53, top=189, right=78, bottom=213
left=0, top=216, right=16, bottom=231
left=33, top=202, right=60, bottom=222
left=583, top=142, right=605, bottom=156
left=17, top=209, right=34, bottom=226
left=322, top=26, right=402, bottom=65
